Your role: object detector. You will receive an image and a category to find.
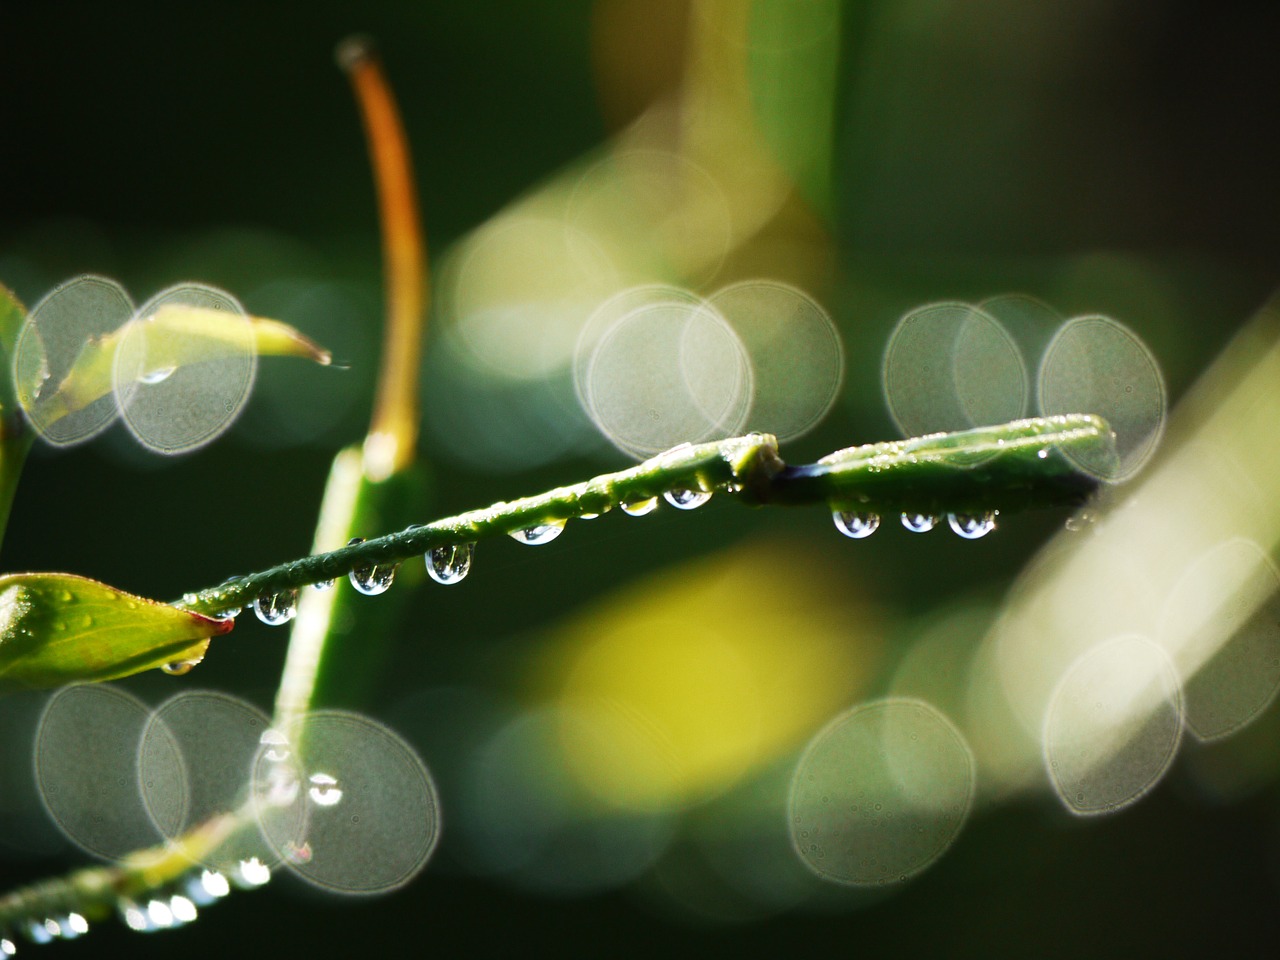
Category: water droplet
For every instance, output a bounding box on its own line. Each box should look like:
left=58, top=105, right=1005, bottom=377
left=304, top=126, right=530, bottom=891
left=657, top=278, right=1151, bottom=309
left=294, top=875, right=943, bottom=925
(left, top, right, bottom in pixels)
left=833, top=510, right=880, bottom=539
left=900, top=513, right=938, bottom=533
left=346, top=537, right=397, bottom=596
left=259, top=728, right=291, bottom=763
left=349, top=564, right=396, bottom=596
left=145, top=899, right=174, bottom=929
left=235, top=857, right=271, bottom=888
left=216, top=605, right=240, bottom=620
left=25, top=919, right=54, bottom=944
left=1064, top=510, right=1096, bottom=533
left=663, top=488, right=712, bottom=510
left=57, top=588, right=73, bottom=602
left=308, top=771, right=344, bottom=807
left=508, top=520, right=566, bottom=545
left=161, top=658, right=202, bottom=676
left=620, top=497, right=659, bottom=517
left=186, top=869, right=230, bottom=905
left=947, top=512, right=996, bottom=539
left=79, top=614, right=95, bottom=629
left=1037, top=448, right=1049, bottom=459
left=426, top=542, right=474, bottom=585
left=0, top=936, right=16, bottom=958
left=312, top=579, right=335, bottom=591
left=138, top=366, right=176, bottom=385
left=253, top=590, right=298, bottom=626
left=118, top=900, right=151, bottom=932
left=60, top=914, right=88, bottom=939
left=168, top=896, right=197, bottom=925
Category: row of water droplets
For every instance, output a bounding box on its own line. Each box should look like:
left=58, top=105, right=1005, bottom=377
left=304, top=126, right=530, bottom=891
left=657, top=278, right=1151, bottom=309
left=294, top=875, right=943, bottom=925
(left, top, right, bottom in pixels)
left=3, top=837, right=261, bottom=947
left=832, top=510, right=998, bottom=541
left=506, top=487, right=712, bottom=546
left=116, top=863, right=259, bottom=935
left=239, top=487, right=713, bottom=626
left=224, top=471, right=983, bottom=636
left=32, top=683, right=441, bottom=937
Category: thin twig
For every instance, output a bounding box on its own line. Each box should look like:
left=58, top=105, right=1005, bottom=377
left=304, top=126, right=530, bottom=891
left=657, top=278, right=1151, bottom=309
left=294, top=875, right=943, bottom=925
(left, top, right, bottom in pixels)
left=177, top=415, right=1113, bottom=618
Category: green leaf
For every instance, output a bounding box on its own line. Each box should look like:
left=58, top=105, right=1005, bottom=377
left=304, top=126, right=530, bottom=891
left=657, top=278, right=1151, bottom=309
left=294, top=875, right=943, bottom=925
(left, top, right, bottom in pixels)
left=0, top=573, right=233, bottom=690
left=24, top=305, right=332, bottom=430
left=0, top=285, right=34, bottom=552
left=0, top=283, right=26, bottom=417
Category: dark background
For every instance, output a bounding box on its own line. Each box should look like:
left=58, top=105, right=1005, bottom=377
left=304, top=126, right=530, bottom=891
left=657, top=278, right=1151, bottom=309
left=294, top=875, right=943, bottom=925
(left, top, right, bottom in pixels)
left=2, top=2, right=1280, bottom=957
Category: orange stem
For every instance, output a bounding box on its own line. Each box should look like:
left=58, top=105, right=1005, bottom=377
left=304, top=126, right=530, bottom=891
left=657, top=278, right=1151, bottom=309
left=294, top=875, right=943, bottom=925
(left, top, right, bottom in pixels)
left=337, top=36, right=426, bottom=478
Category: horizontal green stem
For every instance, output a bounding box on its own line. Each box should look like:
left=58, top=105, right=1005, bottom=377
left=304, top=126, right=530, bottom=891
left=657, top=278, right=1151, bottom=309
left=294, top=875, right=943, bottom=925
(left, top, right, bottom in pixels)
left=177, top=415, right=1113, bottom=618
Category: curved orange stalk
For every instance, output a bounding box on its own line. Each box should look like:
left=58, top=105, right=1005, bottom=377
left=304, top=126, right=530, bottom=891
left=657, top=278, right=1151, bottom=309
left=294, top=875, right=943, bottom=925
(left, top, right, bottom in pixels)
left=337, top=36, right=427, bottom=479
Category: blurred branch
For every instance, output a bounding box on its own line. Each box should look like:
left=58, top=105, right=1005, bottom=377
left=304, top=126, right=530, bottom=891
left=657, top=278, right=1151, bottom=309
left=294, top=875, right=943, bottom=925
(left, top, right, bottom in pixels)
left=337, top=35, right=426, bottom=480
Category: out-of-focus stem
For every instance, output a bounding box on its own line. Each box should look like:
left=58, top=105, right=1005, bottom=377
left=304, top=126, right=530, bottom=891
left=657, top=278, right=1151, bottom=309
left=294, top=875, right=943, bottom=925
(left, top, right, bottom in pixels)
left=337, top=35, right=426, bottom=480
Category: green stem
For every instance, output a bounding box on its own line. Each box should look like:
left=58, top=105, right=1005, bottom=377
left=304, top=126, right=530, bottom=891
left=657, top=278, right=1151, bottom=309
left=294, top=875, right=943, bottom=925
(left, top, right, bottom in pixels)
left=177, top=414, right=1113, bottom=618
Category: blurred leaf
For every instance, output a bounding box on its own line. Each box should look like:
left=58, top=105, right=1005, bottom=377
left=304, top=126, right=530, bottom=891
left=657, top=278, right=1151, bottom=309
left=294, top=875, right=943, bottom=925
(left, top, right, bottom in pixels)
left=149, top=305, right=333, bottom=366
left=26, top=306, right=332, bottom=430
left=0, top=572, right=232, bottom=690
left=745, top=0, right=842, bottom=215
left=0, top=284, right=26, bottom=417
left=0, top=285, right=34, bottom=551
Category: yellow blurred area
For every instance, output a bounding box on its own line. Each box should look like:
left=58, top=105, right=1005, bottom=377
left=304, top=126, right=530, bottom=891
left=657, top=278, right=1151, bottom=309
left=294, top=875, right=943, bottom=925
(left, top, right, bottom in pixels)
left=439, top=0, right=839, bottom=385
left=534, top=538, right=882, bottom=812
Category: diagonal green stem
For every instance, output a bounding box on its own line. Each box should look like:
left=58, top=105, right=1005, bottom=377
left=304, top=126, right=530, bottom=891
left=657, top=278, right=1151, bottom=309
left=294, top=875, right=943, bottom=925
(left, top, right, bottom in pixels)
left=177, top=415, right=1114, bottom=618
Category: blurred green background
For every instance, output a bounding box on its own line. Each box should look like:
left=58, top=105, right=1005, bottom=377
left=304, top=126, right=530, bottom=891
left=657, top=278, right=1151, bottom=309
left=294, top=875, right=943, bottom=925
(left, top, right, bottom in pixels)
left=3, top=1, right=1280, bottom=956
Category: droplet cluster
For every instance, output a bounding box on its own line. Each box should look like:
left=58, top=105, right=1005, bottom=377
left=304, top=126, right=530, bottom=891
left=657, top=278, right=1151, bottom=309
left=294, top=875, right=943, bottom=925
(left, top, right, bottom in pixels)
left=831, top=510, right=997, bottom=540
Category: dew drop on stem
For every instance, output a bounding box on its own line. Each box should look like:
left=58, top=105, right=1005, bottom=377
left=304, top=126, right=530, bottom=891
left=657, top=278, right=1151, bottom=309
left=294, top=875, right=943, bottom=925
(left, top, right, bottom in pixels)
left=253, top=590, right=298, bottom=626
left=900, top=513, right=938, bottom=533
left=620, top=497, right=659, bottom=517
left=180, top=868, right=230, bottom=907
left=145, top=899, right=174, bottom=929
left=346, top=537, right=397, bottom=596
left=308, top=772, right=344, bottom=807
left=60, top=913, right=88, bottom=938
left=508, top=521, right=566, bottom=545
left=426, top=542, right=474, bottom=585
left=138, top=366, right=175, bottom=385
left=234, top=857, right=271, bottom=888
left=117, top=900, right=150, bottom=932
left=168, top=896, right=197, bottom=925
left=663, top=488, right=712, bottom=510
left=833, top=510, right=880, bottom=539
left=947, top=512, right=996, bottom=539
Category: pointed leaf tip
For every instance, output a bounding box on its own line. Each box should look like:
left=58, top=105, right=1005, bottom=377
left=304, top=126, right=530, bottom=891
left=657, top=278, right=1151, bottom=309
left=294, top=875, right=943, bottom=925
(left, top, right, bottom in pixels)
left=0, top=573, right=232, bottom=690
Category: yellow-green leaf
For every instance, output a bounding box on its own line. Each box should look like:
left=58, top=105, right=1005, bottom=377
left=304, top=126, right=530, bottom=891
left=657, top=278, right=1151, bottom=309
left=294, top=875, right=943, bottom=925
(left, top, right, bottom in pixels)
left=0, top=284, right=26, bottom=418
left=24, top=306, right=332, bottom=429
left=0, top=573, right=232, bottom=690
left=146, top=305, right=334, bottom=367
left=0, top=285, right=34, bottom=550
